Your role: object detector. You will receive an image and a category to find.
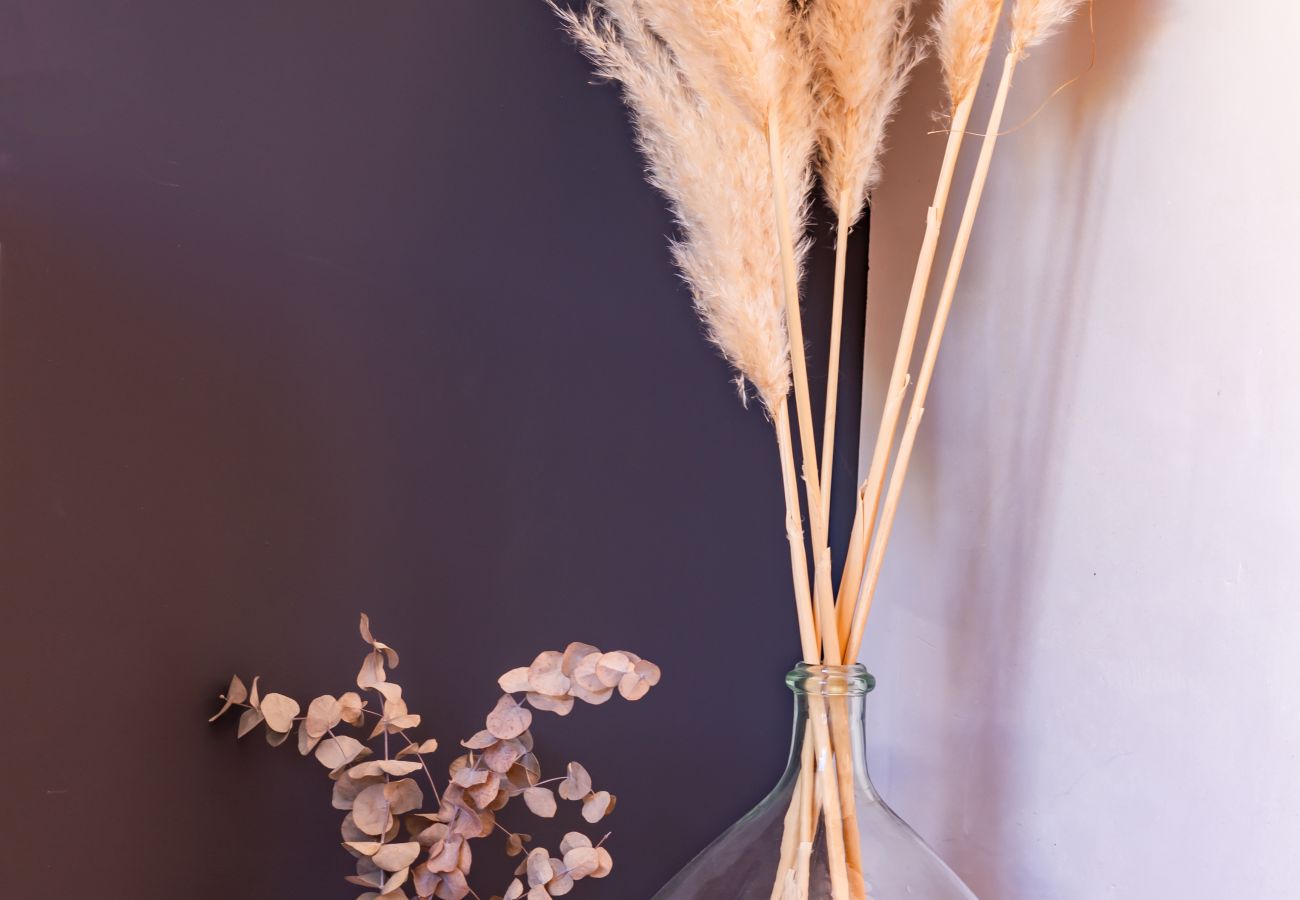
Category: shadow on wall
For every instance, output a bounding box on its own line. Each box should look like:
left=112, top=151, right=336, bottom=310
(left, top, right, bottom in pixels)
left=939, top=3, right=1169, bottom=896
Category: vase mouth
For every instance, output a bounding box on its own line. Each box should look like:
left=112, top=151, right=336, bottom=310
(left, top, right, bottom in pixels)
left=786, top=662, right=875, bottom=696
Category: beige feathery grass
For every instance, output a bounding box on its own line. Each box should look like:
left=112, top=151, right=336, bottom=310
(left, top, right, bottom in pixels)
left=551, top=1, right=805, bottom=415
left=808, top=0, right=923, bottom=538
left=935, top=0, right=1007, bottom=107
left=835, top=0, right=1004, bottom=648
left=1011, top=0, right=1088, bottom=58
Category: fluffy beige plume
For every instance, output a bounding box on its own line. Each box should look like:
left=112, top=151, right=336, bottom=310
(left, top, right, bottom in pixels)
left=934, top=0, right=1006, bottom=108
left=1010, top=0, right=1086, bottom=58
left=810, top=0, right=923, bottom=223
left=550, top=1, right=814, bottom=412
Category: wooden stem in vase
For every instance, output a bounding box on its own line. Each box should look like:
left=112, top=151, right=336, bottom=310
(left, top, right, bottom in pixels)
left=835, top=93, right=976, bottom=653
left=819, top=196, right=854, bottom=536
left=845, top=52, right=1019, bottom=662
left=766, top=110, right=840, bottom=665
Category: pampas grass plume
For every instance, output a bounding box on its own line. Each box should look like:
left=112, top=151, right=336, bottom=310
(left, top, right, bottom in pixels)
left=810, top=0, right=923, bottom=223
left=550, top=0, right=815, bottom=413
left=934, top=0, right=1006, bottom=109
left=1011, top=0, right=1087, bottom=58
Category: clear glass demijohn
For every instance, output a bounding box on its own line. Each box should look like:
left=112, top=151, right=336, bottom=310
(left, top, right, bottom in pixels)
left=654, top=664, right=977, bottom=899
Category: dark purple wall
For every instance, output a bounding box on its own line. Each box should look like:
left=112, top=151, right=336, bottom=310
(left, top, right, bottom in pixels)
left=0, top=3, right=867, bottom=896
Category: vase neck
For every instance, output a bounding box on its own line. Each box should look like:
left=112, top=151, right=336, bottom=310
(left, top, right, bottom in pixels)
left=784, top=664, right=876, bottom=792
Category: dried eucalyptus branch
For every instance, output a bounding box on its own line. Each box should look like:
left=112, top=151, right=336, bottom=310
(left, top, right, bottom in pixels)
left=211, top=615, right=660, bottom=900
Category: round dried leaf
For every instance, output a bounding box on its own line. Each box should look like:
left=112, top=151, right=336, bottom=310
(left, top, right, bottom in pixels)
left=547, top=864, right=575, bottom=896
left=561, top=643, right=599, bottom=676
left=563, top=846, right=600, bottom=880
left=338, top=691, right=366, bottom=725
left=386, top=778, right=424, bottom=815
left=559, top=832, right=592, bottom=855
left=506, top=832, right=531, bottom=857
left=526, top=692, right=574, bottom=717
left=581, top=791, right=613, bottom=824
left=298, top=721, right=322, bottom=755
left=315, top=734, right=366, bottom=770
left=371, top=841, right=421, bottom=872
left=357, top=650, right=387, bottom=690
left=527, top=651, right=571, bottom=696
left=526, top=848, right=554, bottom=887
left=499, top=666, right=532, bottom=694
left=350, top=760, right=423, bottom=779
left=333, top=771, right=383, bottom=810
left=503, top=879, right=525, bottom=900
left=528, top=886, right=551, bottom=900
left=634, top=659, right=661, bottom=685
left=592, top=847, right=613, bottom=878
left=265, top=726, right=292, bottom=748
left=569, top=680, right=613, bottom=706
left=462, top=729, right=497, bottom=750
left=594, top=652, right=631, bottom=688
left=260, top=693, right=300, bottom=733
left=523, top=786, right=557, bottom=818
left=353, top=784, right=395, bottom=835
left=236, top=706, right=264, bottom=739
left=486, top=695, right=532, bottom=741
left=558, top=762, right=592, bottom=802
left=571, top=655, right=604, bottom=692
left=618, top=672, right=650, bottom=702
left=484, top=738, right=525, bottom=774
left=208, top=675, right=249, bottom=722
left=359, top=612, right=376, bottom=644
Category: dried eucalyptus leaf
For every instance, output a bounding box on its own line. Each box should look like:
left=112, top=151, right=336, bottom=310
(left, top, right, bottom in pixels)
left=357, top=650, right=386, bottom=690
left=208, top=675, right=248, bottom=722
left=561, top=643, right=599, bottom=676
left=505, top=832, right=531, bottom=857
left=260, top=693, right=300, bottom=733
left=462, top=730, right=497, bottom=750
left=486, top=695, right=531, bottom=741
left=594, top=652, right=632, bottom=688
left=334, top=772, right=384, bottom=810
left=527, top=651, right=570, bottom=696
left=484, top=738, right=524, bottom=774
left=568, top=680, right=613, bottom=706
left=498, top=666, right=531, bottom=694
left=634, top=658, right=661, bottom=685
left=526, top=692, right=574, bottom=717
left=571, top=655, right=603, bottom=692
left=526, top=848, right=554, bottom=887
left=372, top=842, right=420, bottom=872
left=297, top=721, right=321, bottom=755
left=305, top=695, right=343, bottom=737
left=563, top=846, right=599, bottom=880
left=316, top=734, right=366, bottom=769
left=581, top=791, right=612, bottom=824
left=558, top=762, right=592, bottom=802
left=528, top=886, right=551, bottom=900
left=265, top=726, right=292, bottom=748
left=467, top=771, right=502, bottom=808
left=349, top=760, right=423, bottom=779
left=592, top=847, right=613, bottom=878
left=359, top=612, right=376, bottom=644
left=381, top=864, right=409, bottom=893
left=523, top=786, right=557, bottom=818
left=353, top=784, right=396, bottom=835
left=343, top=840, right=382, bottom=858
left=385, top=778, right=423, bottom=815
left=503, top=879, right=525, bottom=900
left=452, top=765, right=489, bottom=789
left=236, top=706, right=264, bottom=739
left=339, top=691, right=366, bottom=725
left=617, top=672, right=650, bottom=701
left=559, top=832, right=591, bottom=855
left=546, top=865, right=575, bottom=896
left=248, top=675, right=261, bottom=709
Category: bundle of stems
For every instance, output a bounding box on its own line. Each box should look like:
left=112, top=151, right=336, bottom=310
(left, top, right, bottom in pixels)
left=549, top=0, right=1088, bottom=896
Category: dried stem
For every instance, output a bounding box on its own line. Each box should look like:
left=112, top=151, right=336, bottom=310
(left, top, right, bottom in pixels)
left=818, top=192, right=854, bottom=535
left=767, top=107, right=842, bottom=667
left=845, top=50, right=1019, bottom=661
left=835, top=92, right=976, bottom=650
left=776, top=398, right=822, bottom=665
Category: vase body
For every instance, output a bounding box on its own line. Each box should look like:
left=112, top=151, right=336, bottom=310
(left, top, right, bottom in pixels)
left=654, top=664, right=977, bottom=899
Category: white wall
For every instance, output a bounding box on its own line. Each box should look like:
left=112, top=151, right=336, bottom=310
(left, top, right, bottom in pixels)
left=857, top=3, right=1300, bottom=898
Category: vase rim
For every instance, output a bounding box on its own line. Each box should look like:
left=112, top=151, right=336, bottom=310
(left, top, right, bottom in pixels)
left=786, top=662, right=875, bottom=696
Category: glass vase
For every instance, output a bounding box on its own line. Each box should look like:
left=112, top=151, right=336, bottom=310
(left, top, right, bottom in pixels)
left=654, top=663, right=977, bottom=899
